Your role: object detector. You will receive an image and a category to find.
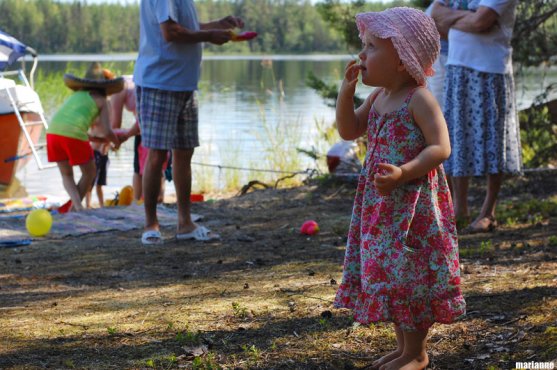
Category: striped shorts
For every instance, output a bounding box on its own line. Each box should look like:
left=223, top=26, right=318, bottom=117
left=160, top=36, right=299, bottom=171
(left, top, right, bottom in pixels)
left=136, top=86, right=199, bottom=150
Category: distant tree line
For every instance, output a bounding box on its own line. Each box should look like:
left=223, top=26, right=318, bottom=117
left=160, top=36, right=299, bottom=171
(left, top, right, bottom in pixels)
left=0, top=0, right=345, bottom=54
left=0, top=0, right=140, bottom=53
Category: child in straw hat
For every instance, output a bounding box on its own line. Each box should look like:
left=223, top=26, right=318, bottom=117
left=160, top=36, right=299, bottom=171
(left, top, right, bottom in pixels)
left=46, top=62, right=123, bottom=212
left=333, top=7, right=465, bottom=370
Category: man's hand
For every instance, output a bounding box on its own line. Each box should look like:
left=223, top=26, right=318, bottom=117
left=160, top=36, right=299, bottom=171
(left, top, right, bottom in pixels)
left=113, top=128, right=130, bottom=144
left=373, top=163, right=403, bottom=195
left=217, top=16, right=244, bottom=29
left=107, top=131, right=121, bottom=151
left=207, top=29, right=234, bottom=45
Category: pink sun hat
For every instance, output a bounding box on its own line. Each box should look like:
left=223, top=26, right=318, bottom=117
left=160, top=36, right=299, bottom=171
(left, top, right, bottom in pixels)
left=356, top=7, right=440, bottom=86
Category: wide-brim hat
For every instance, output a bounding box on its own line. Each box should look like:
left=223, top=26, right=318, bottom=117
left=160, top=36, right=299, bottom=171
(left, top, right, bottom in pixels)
left=356, top=7, right=440, bottom=86
left=63, top=62, right=124, bottom=96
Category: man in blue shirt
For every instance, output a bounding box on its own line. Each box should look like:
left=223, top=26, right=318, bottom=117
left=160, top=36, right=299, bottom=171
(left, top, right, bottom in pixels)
left=134, top=0, right=243, bottom=244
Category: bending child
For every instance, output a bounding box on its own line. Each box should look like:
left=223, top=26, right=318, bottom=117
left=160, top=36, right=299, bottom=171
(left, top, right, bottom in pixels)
left=46, top=62, right=122, bottom=212
left=85, top=117, right=111, bottom=208
left=333, top=7, right=466, bottom=370
left=110, top=76, right=170, bottom=204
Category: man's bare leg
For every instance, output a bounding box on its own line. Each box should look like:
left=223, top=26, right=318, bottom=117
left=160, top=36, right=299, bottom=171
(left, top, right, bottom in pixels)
left=172, top=148, right=195, bottom=234
left=143, top=148, right=168, bottom=232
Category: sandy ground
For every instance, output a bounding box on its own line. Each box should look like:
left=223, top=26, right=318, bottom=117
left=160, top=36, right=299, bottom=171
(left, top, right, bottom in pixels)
left=0, top=171, right=555, bottom=369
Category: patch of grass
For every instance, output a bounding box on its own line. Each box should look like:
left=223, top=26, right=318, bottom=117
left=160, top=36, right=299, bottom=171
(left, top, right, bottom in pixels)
left=231, top=301, right=249, bottom=319
left=106, top=326, right=117, bottom=335
left=318, top=317, right=330, bottom=328
left=176, top=327, right=200, bottom=346
left=1, top=175, right=555, bottom=369
left=192, top=352, right=221, bottom=370
left=460, top=240, right=495, bottom=258
left=241, top=344, right=262, bottom=363
left=331, top=217, right=351, bottom=236
left=505, top=216, right=518, bottom=227
left=549, top=236, right=557, bottom=247
left=543, top=326, right=557, bottom=357
left=144, top=354, right=178, bottom=369
left=528, top=213, right=544, bottom=225
left=498, top=197, right=557, bottom=225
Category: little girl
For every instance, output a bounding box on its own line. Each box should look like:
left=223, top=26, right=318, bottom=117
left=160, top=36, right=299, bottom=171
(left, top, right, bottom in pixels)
left=334, top=7, right=466, bottom=370
left=46, top=62, right=122, bottom=212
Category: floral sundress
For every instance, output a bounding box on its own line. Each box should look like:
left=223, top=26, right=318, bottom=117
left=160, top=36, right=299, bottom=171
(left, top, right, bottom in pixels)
left=334, top=88, right=466, bottom=331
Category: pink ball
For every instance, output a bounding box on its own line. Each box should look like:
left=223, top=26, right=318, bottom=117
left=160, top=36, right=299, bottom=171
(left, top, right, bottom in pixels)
left=300, top=220, right=319, bottom=235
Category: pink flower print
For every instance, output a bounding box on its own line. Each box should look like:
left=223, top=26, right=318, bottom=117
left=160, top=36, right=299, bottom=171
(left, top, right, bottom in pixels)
left=393, top=123, right=409, bottom=138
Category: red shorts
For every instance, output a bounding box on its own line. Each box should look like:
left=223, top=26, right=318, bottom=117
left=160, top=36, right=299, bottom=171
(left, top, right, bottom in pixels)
left=47, top=133, right=94, bottom=166
left=138, top=143, right=169, bottom=176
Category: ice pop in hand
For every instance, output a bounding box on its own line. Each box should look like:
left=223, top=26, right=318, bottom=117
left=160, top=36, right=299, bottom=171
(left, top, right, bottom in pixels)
left=230, top=31, right=258, bottom=41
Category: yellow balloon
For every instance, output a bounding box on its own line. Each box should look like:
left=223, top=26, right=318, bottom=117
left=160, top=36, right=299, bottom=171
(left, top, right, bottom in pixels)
left=117, top=185, right=134, bottom=206
left=26, top=209, right=53, bottom=237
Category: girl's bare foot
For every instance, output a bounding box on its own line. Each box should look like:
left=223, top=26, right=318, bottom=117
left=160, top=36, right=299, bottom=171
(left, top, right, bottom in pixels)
left=370, top=350, right=402, bottom=369
left=379, top=352, right=429, bottom=370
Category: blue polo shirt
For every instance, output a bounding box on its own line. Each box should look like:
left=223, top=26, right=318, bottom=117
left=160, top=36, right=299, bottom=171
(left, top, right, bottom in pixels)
left=134, top=0, right=202, bottom=91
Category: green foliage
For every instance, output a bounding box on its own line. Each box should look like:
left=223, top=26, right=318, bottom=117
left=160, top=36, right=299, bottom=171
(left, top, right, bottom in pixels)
left=306, top=71, right=340, bottom=108
left=316, top=0, right=367, bottom=51
left=306, top=70, right=365, bottom=109
left=512, top=1, right=557, bottom=67
left=204, top=0, right=345, bottom=53
left=312, top=0, right=557, bottom=168
left=0, top=0, right=140, bottom=54
left=519, top=83, right=557, bottom=168
left=316, top=0, right=412, bottom=51
left=0, top=0, right=344, bottom=54
left=307, top=0, right=415, bottom=116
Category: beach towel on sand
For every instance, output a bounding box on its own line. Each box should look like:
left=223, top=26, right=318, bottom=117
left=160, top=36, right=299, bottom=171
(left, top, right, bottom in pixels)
left=0, top=204, right=201, bottom=241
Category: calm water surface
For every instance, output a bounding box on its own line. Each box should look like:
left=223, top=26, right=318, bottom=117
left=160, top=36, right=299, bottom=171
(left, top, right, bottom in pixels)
left=17, top=56, right=349, bottom=199
left=14, top=55, right=556, bottom=200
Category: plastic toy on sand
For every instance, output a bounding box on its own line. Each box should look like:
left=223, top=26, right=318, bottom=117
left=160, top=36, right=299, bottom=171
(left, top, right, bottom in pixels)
left=300, top=220, right=319, bottom=235
left=190, top=193, right=204, bottom=202
left=26, top=209, right=53, bottom=237
left=118, top=185, right=134, bottom=206
left=230, top=31, right=258, bottom=42
left=58, top=199, right=72, bottom=213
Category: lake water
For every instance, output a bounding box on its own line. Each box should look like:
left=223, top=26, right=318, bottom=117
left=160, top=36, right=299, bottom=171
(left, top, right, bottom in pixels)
left=14, top=55, right=557, bottom=202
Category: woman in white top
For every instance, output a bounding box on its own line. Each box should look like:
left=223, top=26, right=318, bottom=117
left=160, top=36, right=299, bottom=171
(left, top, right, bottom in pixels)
left=432, top=0, right=522, bottom=233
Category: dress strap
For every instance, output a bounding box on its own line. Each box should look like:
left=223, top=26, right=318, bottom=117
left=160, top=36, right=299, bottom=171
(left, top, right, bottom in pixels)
left=403, top=87, right=421, bottom=105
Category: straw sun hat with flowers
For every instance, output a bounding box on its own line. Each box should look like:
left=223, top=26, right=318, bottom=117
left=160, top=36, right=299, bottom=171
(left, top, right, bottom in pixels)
left=63, top=62, right=124, bottom=96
